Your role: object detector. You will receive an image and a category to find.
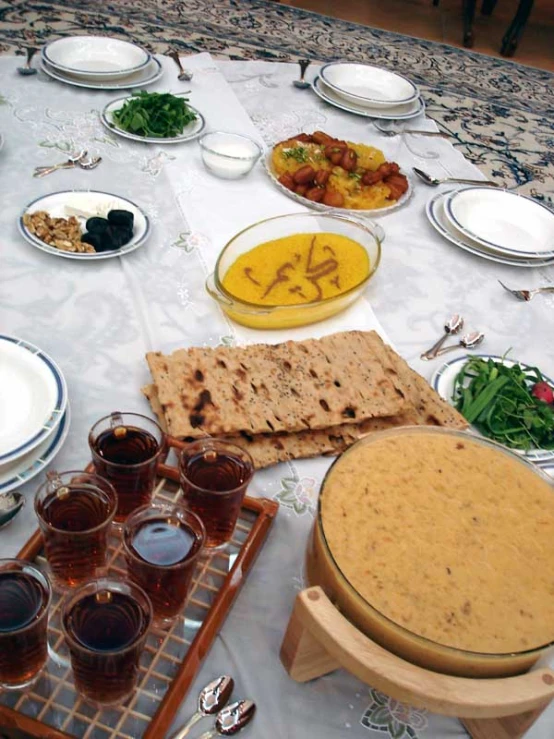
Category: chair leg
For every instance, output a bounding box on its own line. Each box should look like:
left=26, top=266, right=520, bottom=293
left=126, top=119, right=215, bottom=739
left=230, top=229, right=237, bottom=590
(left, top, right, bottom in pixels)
left=481, top=0, right=497, bottom=16
left=463, top=0, right=477, bottom=46
left=501, top=0, right=534, bottom=56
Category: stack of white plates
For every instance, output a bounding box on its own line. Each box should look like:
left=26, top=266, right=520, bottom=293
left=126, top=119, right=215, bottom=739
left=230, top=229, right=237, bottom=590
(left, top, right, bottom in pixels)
left=312, top=61, right=424, bottom=121
left=0, top=336, right=70, bottom=493
left=40, top=36, right=163, bottom=90
left=426, top=187, right=554, bottom=267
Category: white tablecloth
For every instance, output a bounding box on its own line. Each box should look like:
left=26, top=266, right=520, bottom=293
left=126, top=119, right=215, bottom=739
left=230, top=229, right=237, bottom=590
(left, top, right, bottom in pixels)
left=1, top=52, right=553, bottom=739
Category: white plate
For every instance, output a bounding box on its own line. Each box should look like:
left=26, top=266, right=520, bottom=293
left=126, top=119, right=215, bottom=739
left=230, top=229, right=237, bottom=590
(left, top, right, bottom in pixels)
left=431, top=354, right=554, bottom=465
left=443, top=188, right=554, bottom=258
left=19, top=190, right=151, bottom=261
left=42, top=36, right=150, bottom=79
left=426, top=191, right=554, bottom=268
left=101, top=96, right=206, bottom=144
left=312, top=77, right=425, bottom=121
left=320, top=62, right=419, bottom=107
left=264, top=150, right=412, bottom=218
left=0, top=405, right=71, bottom=494
left=0, top=336, right=67, bottom=465
left=41, top=57, right=163, bottom=91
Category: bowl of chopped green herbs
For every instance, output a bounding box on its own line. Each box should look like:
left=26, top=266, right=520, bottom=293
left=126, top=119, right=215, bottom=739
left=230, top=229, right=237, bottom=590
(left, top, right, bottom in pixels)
left=432, top=353, right=554, bottom=464
left=101, top=91, right=205, bottom=144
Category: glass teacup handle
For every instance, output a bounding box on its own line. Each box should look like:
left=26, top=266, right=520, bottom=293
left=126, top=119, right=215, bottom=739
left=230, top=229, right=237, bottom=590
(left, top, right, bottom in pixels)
left=46, top=470, right=65, bottom=495
left=110, top=412, right=125, bottom=428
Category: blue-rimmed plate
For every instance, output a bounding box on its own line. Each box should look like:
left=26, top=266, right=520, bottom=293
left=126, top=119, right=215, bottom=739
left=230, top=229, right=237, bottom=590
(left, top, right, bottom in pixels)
left=41, top=57, right=163, bottom=91
left=431, top=354, right=554, bottom=466
left=19, top=190, right=151, bottom=260
left=0, top=336, right=67, bottom=465
left=426, top=191, right=554, bottom=267
left=320, top=62, right=419, bottom=108
left=42, top=36, right=151, bottom=80
left=443, top=188, right=554, bottom=260
left=0, top=405, right=71, bottom=493
left=101, top=96, right=206, bottom=145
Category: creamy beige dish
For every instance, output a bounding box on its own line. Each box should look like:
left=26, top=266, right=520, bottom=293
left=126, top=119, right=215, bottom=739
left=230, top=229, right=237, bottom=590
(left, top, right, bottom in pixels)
left=320, top=431, right=554, bottom=654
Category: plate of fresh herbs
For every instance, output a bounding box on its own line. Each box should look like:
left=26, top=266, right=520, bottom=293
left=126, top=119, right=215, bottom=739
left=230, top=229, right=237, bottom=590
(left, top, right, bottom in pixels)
left=432, top=353, right=554, bottom=464
left=101, top=91, right=206, bottom=144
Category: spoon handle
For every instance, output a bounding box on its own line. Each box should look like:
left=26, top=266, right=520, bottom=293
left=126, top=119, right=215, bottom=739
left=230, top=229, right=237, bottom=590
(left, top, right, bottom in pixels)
left=169, top=711, right=203, bottom=739
left=445, top=177, right=499, bottom=186
left=420, top=332, right=449, bottom=360
left=404, top=130, right=450, bottom=138
left=433, top=343, right=464, bottom=357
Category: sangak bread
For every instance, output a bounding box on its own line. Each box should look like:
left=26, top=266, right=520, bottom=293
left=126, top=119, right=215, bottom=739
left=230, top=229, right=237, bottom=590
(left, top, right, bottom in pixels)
left=146, top=331, right=408, bottom=438
left=143, top=334, right=466, bottom=468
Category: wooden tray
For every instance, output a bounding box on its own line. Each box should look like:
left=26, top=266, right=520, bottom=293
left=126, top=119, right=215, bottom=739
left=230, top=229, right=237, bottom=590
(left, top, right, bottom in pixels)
left=0, top=456, right=278, bottom=739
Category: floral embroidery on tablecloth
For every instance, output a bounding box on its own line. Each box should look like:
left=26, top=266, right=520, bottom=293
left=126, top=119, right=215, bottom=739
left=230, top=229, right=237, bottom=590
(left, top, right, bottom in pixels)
left=361, top=689, right=428, bottom=738
left=275, top=474, right=317, bottom=516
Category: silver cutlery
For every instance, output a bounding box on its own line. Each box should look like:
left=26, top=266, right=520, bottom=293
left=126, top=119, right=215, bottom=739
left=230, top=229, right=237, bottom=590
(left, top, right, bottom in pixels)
left=412, top=167, right=499, bottom=187
left=33, top=150, right=88, bottom=178
left=433, top=331, right=485, bottom=357
left=498, top=280, right=554, bottom=302
left=78, top=156, right=102, bottom=170
left=196, top=700, right=256, bottom=739
left=170, top=676, right=234, bottom=738
left=377, top=128, right=449, bottom=139
left=0, top=492, right=25, bottom=529
left=293, top=59, right=311, bottom=89
left=17, top=47, right=39, bottom=76
left=169, top=50, right=193, bottom=82
left=420, top=314, right=464, bottom=360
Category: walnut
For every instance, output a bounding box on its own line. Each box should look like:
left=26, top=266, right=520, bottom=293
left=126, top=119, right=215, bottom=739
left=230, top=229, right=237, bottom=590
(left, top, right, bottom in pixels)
left=23, top=211, right=87, bottom=253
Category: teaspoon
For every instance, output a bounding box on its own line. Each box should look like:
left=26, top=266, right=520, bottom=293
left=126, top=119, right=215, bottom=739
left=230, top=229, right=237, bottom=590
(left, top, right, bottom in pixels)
left=433, top=331, right=485, bottom=358
left=196, top=700, right=256, bottom=739
left=78, top=156, right=102, bottom=170
left=412, top=167, right=498, bottom=187
left=293, top=59, right=311, bottom=89
left=420, top=314, right=464, bottom=360
left=17, top=47, right=39, bottom=76
left=170, top=676, right=234, bottom=739
left=169, top=51, right=194, bottom=82
left=0, top=492, right=25, bottom=529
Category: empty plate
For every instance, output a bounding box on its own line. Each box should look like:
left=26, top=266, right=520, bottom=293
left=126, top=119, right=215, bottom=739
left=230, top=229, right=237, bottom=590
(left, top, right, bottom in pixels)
left=42, top=36, right=151, bottom=79
left=0, top=404, right=71, bottom=494
left=101, top=96, right=206, bottom=144
left=320, top=62, right=419, bottom=107
left=41, top=57, right=163, bottom=91
left=426, top=191, right=554, bottom=268
left=0, top=335, right=67, bottom=465
left=19, top=190, right=151, bottom=261
left=312, top=77, right=425, bottom=121
left=444, top=188, right=554, bottom=259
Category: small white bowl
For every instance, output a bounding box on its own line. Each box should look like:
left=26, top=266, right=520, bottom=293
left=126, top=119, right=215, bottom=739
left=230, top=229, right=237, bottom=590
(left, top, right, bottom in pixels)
left=199, top=132, right=262, bottom=180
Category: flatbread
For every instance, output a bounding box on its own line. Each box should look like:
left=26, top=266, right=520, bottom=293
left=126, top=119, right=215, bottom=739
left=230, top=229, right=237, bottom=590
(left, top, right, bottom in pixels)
left=146, top=331, right=407, bottom=438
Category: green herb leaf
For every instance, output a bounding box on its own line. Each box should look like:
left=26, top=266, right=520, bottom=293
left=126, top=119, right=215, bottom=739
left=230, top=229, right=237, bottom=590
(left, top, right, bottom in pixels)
left=112, top=91, right=197, bottom=138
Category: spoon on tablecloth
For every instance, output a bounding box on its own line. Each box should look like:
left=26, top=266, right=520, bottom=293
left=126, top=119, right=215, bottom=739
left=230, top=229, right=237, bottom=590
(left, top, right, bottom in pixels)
left=433, top=331, right=485, bottom=357
left=196, top=700, right=256, bottom=739
left=413, top=167, right=499, bottom=187
left=170, top=676, right=234, bottom=738
left=420, top=314, right=464, bottom=360
left=293, top=59, right=311, bottom=89
left=168, top=50, right=194, bottom=82
left=17, top=47, right=39, bottom=76
left=0, top=492, right=25, bottom=529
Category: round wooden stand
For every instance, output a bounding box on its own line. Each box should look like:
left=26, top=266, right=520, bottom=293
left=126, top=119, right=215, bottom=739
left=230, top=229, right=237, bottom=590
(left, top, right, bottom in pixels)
left=280, top=587, right=554, bottom=739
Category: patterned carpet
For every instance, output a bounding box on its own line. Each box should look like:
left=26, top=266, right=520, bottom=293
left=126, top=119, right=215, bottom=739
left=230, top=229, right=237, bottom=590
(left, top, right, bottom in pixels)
left=1, top=0, right=553, bottom=206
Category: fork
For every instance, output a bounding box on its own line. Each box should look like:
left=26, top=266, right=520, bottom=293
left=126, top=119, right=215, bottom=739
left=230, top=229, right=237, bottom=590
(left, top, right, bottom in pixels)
left=498, top=280, right=554, bottom=302
left=33, top=150, right=87, bottom=178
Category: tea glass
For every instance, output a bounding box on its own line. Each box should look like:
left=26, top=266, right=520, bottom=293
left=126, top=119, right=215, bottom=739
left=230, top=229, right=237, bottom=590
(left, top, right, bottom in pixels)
left=178, top=439, right=254, bottom=549
left=62, top=577, right=152, bottom=706
left=0, top=559, right=52, bottom=689
left=89, top=411, right=166, bottom=523
left=123, top=503, right=205, bottom=627
left=35, top=471, right=117, bottom=590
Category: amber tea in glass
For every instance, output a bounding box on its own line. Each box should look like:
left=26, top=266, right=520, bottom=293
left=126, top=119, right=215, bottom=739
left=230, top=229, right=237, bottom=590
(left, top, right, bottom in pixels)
left=0, top=559, right=52, bottom=689
left=123, top=503, right=205, bottom=627
left=35, top=471, right=117, bottom=589
left=62, top=578, right=152, bottom=706
left=89, top=412, right=165, bottom=522
left=179, top=439, right=254, bottom=548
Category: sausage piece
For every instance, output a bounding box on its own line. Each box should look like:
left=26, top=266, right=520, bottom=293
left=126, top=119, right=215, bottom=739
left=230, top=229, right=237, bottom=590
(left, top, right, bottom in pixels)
left=305, top=186, right=325, bottom=202
left=322, top=190, right=345, bottom=208
left=293, top=165, right=316, bottom=185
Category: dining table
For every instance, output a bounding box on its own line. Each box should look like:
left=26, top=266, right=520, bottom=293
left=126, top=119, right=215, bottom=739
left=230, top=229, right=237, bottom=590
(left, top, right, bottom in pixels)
left=1, top=50, right=554, bottom=739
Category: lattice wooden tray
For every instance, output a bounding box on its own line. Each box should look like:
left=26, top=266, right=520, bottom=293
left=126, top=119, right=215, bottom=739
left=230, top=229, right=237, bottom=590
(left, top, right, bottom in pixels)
left=0, top=458, right=278, bottom=739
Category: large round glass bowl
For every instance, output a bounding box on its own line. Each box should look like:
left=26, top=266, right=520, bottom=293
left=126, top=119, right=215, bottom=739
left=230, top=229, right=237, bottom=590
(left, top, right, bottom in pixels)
left=205, top=212, right=382, bottom=330
left=306, top=426, right=554, bottom=678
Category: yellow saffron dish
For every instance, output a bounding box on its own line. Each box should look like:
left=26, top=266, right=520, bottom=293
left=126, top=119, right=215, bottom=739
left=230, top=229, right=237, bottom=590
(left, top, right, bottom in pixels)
left=221, top=232, right=370, bottom=307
